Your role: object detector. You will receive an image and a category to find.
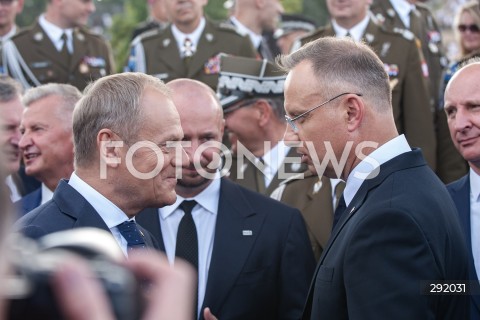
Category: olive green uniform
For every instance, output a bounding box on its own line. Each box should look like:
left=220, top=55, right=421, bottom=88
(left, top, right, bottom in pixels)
left=1, top=21, right=114, bottom=91
left=300, top=19, right=437, bottom=170
left=271, top=172, right=335, bottom=261
left=126, top=19, right=257, bottom=90
left=370, top=0, right=465, bottom=183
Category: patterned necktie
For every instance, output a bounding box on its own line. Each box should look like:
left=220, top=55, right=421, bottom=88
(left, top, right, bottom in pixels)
left=332, top=181, right=346, bottom=230
left=182, top=37, right=195, bottom=65
left=175, top=200, right=198, bottom=270
left=117, top=220, right=147, bottom=253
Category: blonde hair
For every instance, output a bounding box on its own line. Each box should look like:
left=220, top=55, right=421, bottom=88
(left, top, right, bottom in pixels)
left=454, top=1, right=480, bottom=57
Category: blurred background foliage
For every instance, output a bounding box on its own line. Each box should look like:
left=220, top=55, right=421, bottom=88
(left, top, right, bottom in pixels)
left=15, top=0, right=461, bottom=71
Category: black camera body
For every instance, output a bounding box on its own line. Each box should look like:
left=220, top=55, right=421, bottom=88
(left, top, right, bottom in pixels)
left=5, top=228, right=144, bottom=320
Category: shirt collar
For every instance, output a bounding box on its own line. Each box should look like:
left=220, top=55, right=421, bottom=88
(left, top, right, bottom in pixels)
left=159, top=171, right=221, bottom=219
left=39, top=14, right=74, bottom=51
left=68, top=172, right=131, bottom=228
left=171, top=17, right=206, bottom=53
left=229, top=16, right=262, bottom=48
left=470, top=168, right=480, bottom=203
left=344, top=134, right=411, bottom=205
left=262, top=141, right=290, bottom=172
left=0, top=25, right=16, bottom=42
left=332, top=14, right=370, bottom=42
left=40, top=183, right=54, bottom=205
left=389, top=0, right=415, bottom=26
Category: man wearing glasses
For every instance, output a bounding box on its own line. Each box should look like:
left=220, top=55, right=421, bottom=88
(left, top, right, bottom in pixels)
left=280, top=37, right=469, bottom=319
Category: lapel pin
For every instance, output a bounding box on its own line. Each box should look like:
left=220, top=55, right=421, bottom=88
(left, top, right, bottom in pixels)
left=242, top=230, right=253, bottom=236
left=163, top=38, right=171, bottom=47
left=350, top=207, right=356, bottom=214
left=313, top=180, right=322, bottom=194
left=387, top=8, right=396, bottom=17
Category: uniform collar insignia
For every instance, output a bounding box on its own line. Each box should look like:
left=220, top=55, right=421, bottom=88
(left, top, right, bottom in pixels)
left=387, top=8, right=396, bottom=17
left=76, top=32, right=85, bottom=41
left=33, top=32, right=43, bottom=42
left=365, top=33, right=374, bottom=43
left=163, top=38, right=171, bottom=47
left=205, top=33, right=214, bottom=42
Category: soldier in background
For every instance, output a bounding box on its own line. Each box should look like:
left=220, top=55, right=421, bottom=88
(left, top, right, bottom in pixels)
left=1, top=0, right=114, bottom=91
left=0, top=0, right=23, bottom=43
left=126, top=0, right=257, bottom=90
left=298, top=0, right=437, bottom=171
left=227, top=0, right=284, bottom=60
left=274, top=13, right=316, bottom=54
left=131, top=0, right=169, bottom=40
left=370, top=0, right=466, bottom=183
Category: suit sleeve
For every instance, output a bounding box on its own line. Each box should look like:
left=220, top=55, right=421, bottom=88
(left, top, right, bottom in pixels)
left=343, top=209, right=466, bottom=320
left=278, top=210, right=316, bottom=320
left=401, top=40, right=437, bottom=170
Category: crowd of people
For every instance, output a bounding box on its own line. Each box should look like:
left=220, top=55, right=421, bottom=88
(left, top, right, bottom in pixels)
left=0, top=0, right=480, bottom=319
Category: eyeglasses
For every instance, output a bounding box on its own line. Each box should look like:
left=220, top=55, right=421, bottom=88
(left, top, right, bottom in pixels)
left=285, top=92, right=362, bottom=132
left=458, top=24, right=480, bottom=33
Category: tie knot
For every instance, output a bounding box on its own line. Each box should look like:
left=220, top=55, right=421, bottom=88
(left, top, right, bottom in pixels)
left=61, top=32, right=68, bottom=41
left=117, top=220, right=146, bottom=250
left=180, top=200, right=197, bottom=215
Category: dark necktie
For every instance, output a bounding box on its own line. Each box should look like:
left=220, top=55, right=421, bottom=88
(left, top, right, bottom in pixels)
left=332, top=181, right=347, bottom=230
left=258, top=38, right=274, bottom=61
left=176, top=200, right=198, bottom=319
left=117, top=220, right=147, bottom=252
left=409, top=9, right=422, bottom=39
left=175, top=200, right=198, bottom=270
left=60, top=32, right=71, bottom=66
left=254, top=157, right=266, bottom=194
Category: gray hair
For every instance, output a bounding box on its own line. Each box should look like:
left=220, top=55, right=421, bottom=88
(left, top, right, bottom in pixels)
left=277, top=37, right=391, bottom=112
left=73, top=72, right=171, bottom=167
left=0, top=76, right=23, bottom=103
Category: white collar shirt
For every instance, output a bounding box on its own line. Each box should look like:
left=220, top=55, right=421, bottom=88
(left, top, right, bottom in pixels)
left=229, top=16, right=262, bottom=49
left=0, top=25, right=16, bottom=43
left=68, top=172, right=132, bottom=257
left=261, top=141, right=290, bottom=187
left=469, top=168, right=480, bottom=279
left=332, top=14, right=370, bottom=42
left=389, top=0, right=415, bottom=28
left=39, top=14, right=74, bottom=53
left=344, top=134, right=411, bottom=206
left=159, top=172, right=220, bottom=318
left=5, top=175, right=21, bottom=202
left=171, top=17, right=206, bottom=58
left=40, top=183, right=54, bottom=205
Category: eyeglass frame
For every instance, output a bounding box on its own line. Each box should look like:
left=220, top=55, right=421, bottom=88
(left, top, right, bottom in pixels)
left=458, top=24, right=480, bottom=33
left=285, top=92, right=363, bottom=132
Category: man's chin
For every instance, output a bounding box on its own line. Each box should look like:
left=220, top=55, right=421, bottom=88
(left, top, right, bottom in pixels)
left=177, top=177, right=210, bottom=189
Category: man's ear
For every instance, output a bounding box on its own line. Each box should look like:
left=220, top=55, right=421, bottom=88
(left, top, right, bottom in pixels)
left=345, top=95, right=364, bottom=132
left=97, top=129, right=124, bottom=169
left=254, top=99, right=272, bottom=127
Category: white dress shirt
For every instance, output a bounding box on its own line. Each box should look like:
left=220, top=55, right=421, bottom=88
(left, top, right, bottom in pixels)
left=0, top=25, right=16, bottom=43
left=159, top=172, right=221, bottom=318
left=229, top=16, right=262, bottom=49
left=469, top=168, right=480, bottom=280
left=38, top=14, right=73, bottom=53
left=40, top=183, right=54, bottom=205
left=68, top=172, right=132, bottom=257
left=171, top=17, right=206, bottom=58
left=261, top=141, right=290, bottom=187
left=332, top=14, right=370, bottom=42
left=5, top=175, right=21, bottom=202
left=344, top=134, right=411, bottom=206
left=389, top=0, right=416, bottom=28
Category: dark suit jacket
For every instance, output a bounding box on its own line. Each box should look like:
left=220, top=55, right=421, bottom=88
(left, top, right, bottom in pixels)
left=303, top=149, right=469, bottom=320
left=447, top=175, right=480, bottom=320
left=14, top=180, right=157, bottom=249
left=136, top=178, right=316, bottom=320
left=14, top=187, right=41, bottom=217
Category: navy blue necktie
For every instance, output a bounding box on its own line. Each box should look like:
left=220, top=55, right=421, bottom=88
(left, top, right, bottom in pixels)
left=117, top=220, right=146, bottom=252
left=332, top=195, right=347, bottom=230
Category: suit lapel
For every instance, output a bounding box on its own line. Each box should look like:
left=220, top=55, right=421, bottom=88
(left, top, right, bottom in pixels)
left=201, top=178, right=266, bottom=314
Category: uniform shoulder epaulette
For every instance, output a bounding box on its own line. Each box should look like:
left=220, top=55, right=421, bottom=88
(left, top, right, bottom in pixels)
left=217, top=21, right=244, bottom=36
left=300, top=27, right=327, bottom=45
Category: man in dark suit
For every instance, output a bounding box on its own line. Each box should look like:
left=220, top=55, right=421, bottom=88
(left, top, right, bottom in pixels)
left=445, top=59, right=480, bottom=320
left=125, top=0, right=257, bottom=90
left=15, top=83, right=81, bottom=217
left=279, top=37, right=468, bottom=319
left=1, top=0, right=114, bottom=91
left=15, top=73, right=188, bottom=256
left=136, top=78, right=315, bottom=320
left=298, top=0, right=436, bottom=171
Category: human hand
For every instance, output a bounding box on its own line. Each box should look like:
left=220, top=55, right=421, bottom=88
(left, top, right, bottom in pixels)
left=203, top=307, right=218, bottom=320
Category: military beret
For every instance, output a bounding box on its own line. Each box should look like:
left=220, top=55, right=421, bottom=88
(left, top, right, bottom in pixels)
left=217, top=55, right=286, bottom=112
left=273, top=14, right=317, bottom=40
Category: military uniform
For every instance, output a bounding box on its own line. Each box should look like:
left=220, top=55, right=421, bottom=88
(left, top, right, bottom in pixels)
left=228, top=147, right=308, bottom=195
left=370, top=1, right=466, bottom=183
left=271, top=172, right=334, bottom=261
left=126, top=19, right=257, bottom=90
left=1, top=21, right=114, bottom=91
left=300, top=19, right=437, bottom=170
